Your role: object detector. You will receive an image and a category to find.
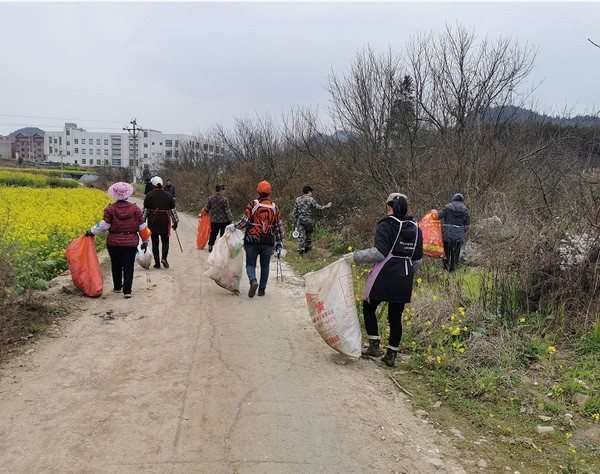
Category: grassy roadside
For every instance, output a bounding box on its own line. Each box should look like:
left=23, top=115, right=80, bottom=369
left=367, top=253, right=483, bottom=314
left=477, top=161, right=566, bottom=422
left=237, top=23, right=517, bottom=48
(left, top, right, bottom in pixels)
left=285, top=232, right=600, bottom=474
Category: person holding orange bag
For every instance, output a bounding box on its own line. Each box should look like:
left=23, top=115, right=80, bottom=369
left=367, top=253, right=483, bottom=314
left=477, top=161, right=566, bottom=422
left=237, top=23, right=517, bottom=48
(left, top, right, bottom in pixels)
left=85, top=182, right=150, bottom=298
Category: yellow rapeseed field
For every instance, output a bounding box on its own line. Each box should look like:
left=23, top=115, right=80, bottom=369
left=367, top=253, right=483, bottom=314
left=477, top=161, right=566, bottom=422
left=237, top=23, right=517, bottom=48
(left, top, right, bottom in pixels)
left=0, top=186, right=111, bottom=281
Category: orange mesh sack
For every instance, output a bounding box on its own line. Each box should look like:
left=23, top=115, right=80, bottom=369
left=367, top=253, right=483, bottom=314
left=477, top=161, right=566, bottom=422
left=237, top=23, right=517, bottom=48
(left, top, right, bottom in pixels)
left=65, top=236, right=103, bottom=297
left=197, top=215, right=211, bottom=250
left=419, top=210, right=446, bottom=258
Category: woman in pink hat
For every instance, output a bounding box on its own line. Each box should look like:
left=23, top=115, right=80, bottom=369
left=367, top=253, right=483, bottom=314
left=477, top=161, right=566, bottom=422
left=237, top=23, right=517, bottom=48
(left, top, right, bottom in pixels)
left=85, top=182, right=151, bottom=298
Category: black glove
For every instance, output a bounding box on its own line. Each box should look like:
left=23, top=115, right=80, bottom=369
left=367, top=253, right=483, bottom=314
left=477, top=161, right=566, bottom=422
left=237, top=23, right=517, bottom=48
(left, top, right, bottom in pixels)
left=85, top=230, right=94, bottom=237
left=140, top=242, right=148, bottom=252
left=172, top=222, right=178, bottom=230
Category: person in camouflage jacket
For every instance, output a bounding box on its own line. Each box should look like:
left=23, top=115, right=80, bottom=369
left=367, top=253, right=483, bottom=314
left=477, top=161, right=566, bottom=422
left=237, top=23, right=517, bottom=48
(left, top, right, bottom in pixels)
left=291, top=185, right=332, bottom=255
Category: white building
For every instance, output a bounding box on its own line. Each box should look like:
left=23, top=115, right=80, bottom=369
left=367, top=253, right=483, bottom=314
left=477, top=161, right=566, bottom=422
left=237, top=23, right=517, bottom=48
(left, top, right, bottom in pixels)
left=0, top=135, right=11, bottom=160
left=44, top=122, right=224, bottom=180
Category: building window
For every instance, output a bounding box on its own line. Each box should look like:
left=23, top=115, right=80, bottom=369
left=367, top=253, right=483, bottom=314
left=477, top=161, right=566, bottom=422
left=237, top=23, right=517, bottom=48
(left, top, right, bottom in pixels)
left=74, top=148, right=79, bottom=153
left=175, top=140, right=179, bottom=147
left=59, top=137, right=62, bottom=145
left=165, top=140, right=172, bottom=147
left=82, top=158, right=86, bottom=164
left=96, top=159, right=101, bottom=165
left=166, top=150, right=172, bottom=158
left=104, top=159, right=108, bottom=165
left=112, top=159, right=121, bottom=166
left=74, top=138, right=79, bottom=144
left=66, top=129, right=70, bottom=136
left=82, top=149, right=86, bottom=155
left=144, top=143, right=148, bottom=148
left=96, top=149, right=101, bottom=155
left=104, top=139, right=108, bottom=145
left=89, top=148, right=93, bottom=154
left=104, top=149, right=108, bottom=155
left=66, top=151, right=70, bottom=155
left=49, top=146, right=53, bottom=154
left=159, top=142, right=162, bottom=146
left=143, top=153, right=148, bottom=158
left=96, top=139, right=101, bottom=145
left=82, top=139, right=86, bottom=145
left=143, top=131, right=148, bottom=138
left=66, top=141, right=70, bottom=145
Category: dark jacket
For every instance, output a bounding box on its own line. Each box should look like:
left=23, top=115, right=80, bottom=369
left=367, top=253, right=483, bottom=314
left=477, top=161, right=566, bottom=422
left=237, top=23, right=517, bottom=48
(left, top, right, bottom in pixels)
left=103, top=202, right=145, bottom=247
left=143, top=189, right=176, bottom=234
left=359, top=215, right=423, bottom=304
left=437, top=202, right=471, bottom=242
left=144, top=181, right=154, bottom=194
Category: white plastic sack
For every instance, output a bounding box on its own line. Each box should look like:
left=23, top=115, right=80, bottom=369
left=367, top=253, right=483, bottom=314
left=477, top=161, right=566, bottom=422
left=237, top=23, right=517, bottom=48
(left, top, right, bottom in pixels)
left=304, top=258, right=361, bottom=358
left=204, top=231, right=244, bottom=295
left=135, top=244, right=152, bottom=269
left=226, top=228, right=245, bottom=258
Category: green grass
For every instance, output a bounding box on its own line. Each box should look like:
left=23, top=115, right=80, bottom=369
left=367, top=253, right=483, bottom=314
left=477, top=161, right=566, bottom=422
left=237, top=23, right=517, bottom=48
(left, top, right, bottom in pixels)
left=286, top=230, right=600, bottom=473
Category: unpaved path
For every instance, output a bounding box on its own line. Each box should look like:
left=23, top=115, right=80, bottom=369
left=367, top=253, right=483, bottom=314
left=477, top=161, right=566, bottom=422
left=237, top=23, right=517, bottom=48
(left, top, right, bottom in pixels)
left=0, top=207, right=469, bottom=474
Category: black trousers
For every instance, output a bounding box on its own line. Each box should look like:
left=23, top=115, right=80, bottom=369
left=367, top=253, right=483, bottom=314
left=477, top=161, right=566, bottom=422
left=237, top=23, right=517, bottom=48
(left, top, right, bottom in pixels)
left=151, top=233, right=170, bottom=264
left=362, top=299, right=405, bottom=349
left=208, top=222, right=229, bottom=246
left=107, top=245, right=137, bottom=294
left=443, top=240, right=462, bottom=272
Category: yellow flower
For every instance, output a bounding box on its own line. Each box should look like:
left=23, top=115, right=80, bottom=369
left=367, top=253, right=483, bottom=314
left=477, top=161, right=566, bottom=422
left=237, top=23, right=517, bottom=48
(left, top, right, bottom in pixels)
left=433, top=295, right=438, bottom=301
left=547, top=345, right=557, bottom=355
left=565, top=433, right=572, bottom=439
left=416, top=277, right=422, bottom=285
left=347, top=246, right=353, bottom=251
left=458, top=306, right=465, bottom=316
left=519, top=317, right=526, bottom=323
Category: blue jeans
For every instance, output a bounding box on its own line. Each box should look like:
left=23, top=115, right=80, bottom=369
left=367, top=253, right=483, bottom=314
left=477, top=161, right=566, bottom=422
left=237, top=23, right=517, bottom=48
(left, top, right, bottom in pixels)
left=244, top=244, right=273, bottom=290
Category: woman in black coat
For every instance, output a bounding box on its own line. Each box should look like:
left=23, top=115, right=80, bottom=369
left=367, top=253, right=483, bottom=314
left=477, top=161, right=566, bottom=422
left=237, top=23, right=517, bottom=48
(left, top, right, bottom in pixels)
left=345, top=194, right=423, bottom=367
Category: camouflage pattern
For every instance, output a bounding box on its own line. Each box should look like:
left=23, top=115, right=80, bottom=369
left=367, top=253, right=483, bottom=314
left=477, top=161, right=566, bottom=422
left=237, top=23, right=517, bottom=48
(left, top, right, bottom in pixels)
left=292, top=194, right=328, bottom=253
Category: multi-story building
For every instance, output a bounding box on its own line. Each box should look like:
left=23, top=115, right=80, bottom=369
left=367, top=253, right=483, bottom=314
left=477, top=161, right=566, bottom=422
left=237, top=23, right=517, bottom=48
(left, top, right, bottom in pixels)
left=13, top=132, right=45, bottom=161
left=44, top=123, right=225, bottom=181
left=0, top=135, right=11, bottom=160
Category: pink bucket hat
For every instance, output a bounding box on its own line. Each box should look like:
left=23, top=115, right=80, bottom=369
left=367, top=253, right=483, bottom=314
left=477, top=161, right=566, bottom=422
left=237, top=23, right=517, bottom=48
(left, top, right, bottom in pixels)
left=108, top=182, right=134, bottom=201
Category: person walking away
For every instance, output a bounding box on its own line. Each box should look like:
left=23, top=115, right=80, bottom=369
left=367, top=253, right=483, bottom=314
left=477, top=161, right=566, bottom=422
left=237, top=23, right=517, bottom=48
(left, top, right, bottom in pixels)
left=143, top=176, right=179, bottom=269
left=164, top=179, right=176, bottom=199
left=436, top=193, right=471, bottom=272
left=291, top=185, right=332, bottom=255
left=144, top=178, right=154, bottom=195
left=344, top=193, right=423, bottom=367
left=85, top=181, right=151, bottom=298
left=228, top=180, right=283, bottom=298
left=202, top=184, right=234, bottom=252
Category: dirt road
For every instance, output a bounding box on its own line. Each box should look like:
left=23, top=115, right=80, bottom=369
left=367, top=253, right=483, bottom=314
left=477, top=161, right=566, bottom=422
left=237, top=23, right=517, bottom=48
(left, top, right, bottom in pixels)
left=0, top=207, right=469, bottom=474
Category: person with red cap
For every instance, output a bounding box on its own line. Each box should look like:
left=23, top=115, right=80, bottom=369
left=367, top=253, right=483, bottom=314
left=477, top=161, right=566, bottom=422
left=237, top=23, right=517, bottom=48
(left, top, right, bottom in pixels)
left=227, top=180, right=284, bottom=298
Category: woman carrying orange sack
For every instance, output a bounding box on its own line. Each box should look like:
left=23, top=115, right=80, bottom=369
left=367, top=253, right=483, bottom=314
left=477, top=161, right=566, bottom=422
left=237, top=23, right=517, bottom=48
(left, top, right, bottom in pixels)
left=85, top=182, right=150, bottom=299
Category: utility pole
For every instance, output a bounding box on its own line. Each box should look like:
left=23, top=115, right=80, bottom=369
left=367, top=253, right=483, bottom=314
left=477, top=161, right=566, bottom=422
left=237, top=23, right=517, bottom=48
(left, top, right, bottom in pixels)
left=123, top=118, right=143, bottom=184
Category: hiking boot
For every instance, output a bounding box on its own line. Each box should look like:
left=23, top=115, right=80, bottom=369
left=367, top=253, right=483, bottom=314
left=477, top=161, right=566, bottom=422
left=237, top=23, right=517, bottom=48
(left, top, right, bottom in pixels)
left=361, top=339, right=383, bottom=357
left=381, top=348, right=397, bottom=367
left=248, top=279, right=259, bottom=298
left=257, top=288, right=265, bottom=296
left=153, top=263, right=161, bottom=269
left=161, top=258, right=169, bottom=269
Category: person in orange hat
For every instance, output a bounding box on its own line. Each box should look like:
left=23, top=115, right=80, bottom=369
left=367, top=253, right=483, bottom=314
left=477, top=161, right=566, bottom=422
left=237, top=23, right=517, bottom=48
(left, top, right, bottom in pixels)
left=227, top=180, right=283, bottom=298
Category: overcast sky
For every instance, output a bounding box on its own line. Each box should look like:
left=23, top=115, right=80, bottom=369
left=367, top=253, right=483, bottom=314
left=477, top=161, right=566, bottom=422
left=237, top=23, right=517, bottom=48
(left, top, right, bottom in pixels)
left=1, top=1, right=599, bottom=137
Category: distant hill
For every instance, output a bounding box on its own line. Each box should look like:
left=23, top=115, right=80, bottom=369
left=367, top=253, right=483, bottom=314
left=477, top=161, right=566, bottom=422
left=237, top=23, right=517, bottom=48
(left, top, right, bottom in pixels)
left=482, top=106, right=600, bottom=127
left=8, top=127, right=45, bottom=138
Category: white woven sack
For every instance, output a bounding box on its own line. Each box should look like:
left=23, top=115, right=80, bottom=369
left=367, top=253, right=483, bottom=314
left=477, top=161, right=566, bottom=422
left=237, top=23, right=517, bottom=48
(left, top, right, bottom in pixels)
left=205, top=232, right=243, bottom=295
left=135, top=245, right=152, bottom=269
left=304, top=258, right=361, bottom=358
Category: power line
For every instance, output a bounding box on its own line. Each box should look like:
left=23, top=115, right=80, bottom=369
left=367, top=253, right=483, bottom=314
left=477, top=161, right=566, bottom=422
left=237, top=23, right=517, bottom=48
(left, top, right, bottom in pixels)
left=0, top=122, right=125, bottom=131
